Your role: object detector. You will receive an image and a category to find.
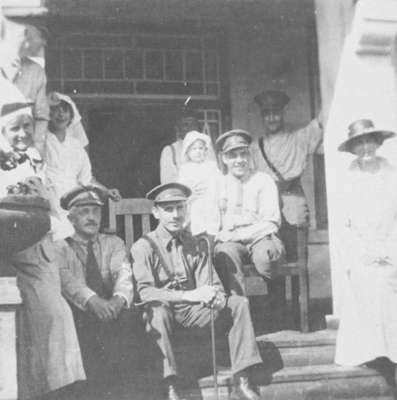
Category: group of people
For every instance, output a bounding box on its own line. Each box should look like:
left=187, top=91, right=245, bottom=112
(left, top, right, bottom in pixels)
left=2, top=13, right=397, bottom=400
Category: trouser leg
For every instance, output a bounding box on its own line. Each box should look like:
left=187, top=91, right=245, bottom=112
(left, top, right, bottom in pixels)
left=70, top=306, right=105, bottom=381
left=249, top=235, right=285, bottom=280
left=214, top=242, right=249, bottom=296
left=144, top=305, right=177, bottom=379
left=225, top=296, right=262, bottom=374
left=177, top=297, right=262, bottom=375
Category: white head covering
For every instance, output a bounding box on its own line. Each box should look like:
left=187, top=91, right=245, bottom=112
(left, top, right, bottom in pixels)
left=48, top=91, right=82, bottom=126
left=181, top=130, right=211, bottom=163
left=47, top=91, right=89, bottom=147
left=0, top=77, right=32, bottom=153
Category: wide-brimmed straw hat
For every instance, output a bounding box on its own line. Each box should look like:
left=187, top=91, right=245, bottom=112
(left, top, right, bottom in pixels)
left=338, top=119, right=395, bottom=153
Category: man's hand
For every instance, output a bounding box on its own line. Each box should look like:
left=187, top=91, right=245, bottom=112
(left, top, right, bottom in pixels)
left=86, top=295, right=114, bottom=322
left=108, top=295, right=126, bottom=319
left=108, top=188, right=122, bottom=201
left=210, top=290, right=227, bottom=311
left=182, top=285, right=217, bottom=305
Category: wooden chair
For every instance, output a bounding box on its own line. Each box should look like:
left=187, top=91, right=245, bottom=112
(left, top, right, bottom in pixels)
left=108, top=198, right=153, bottom=250
left=242, top=227, right=309, bottom=332
left=108, top=199, right=310, bottom=332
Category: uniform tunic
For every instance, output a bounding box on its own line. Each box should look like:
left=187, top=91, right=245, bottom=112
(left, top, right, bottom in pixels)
left=13, top=58, right=49, bottom=122
left=57, top=233, right=134, bottom=381
left=335, top=159, right=397, bottom=366
left=12, top=235, right=86, bottom=400
left=57, top=233, right=133, bottom=310
left=210, top=171, right=284, bottom=294
left=131, top=225, right=262, bottom=377
left=251, top=119, right=322, bottom=226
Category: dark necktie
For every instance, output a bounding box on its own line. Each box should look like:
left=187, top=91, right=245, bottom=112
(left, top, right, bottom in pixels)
left=85, top=240, right=107, bottom=298
left=170, top=237, right=186, bottom=280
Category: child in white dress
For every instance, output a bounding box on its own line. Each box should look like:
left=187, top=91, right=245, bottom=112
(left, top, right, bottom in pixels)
left=178, top=130, right=219, bottom=235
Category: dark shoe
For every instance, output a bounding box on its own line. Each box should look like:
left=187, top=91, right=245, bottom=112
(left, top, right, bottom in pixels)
left=231, top=373, right=260, bottom=400
left=164, top=377, right=183, bottom=400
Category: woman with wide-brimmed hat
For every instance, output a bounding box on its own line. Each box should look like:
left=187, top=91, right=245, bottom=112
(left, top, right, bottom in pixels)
left=335, top=119, right=397, bottom=374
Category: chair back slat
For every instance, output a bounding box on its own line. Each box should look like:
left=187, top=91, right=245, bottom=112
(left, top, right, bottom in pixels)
left=108, top=199, right=117, bottom=231
left=142, top=214, right=151, bottom=235
left=124, top=215, right=134, bottom=250
left=108, top=199, right=153, bottom=251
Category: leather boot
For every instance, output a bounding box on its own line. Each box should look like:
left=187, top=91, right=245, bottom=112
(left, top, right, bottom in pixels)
left=231, top=372, right=260, bottom=400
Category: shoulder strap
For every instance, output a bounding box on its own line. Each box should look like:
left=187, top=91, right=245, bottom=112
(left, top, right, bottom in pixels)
left=170, top=143, right=177, bottom=168
left=142, top=235, right=175, bottom=282
left=258, top=138, right=286, bottom=182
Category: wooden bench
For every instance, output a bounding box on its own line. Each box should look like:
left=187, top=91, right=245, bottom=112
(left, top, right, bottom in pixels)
left=108, top=198, right=310, bottom=332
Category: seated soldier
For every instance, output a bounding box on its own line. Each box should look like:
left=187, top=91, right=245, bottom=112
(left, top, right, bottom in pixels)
left=211, top=129, right=284, bottom=295
left=131, top=182, right=262, bottom=400
left=56, top=186, right=134, bottom=393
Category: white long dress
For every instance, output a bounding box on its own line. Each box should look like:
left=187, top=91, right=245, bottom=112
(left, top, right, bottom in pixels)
left=335, top=158, right=397, bottom=366
left=44, top=133, right=92, bottom=239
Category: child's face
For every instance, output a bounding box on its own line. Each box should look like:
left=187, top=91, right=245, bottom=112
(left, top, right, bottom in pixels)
left=187, top=139, right=207, bottom=163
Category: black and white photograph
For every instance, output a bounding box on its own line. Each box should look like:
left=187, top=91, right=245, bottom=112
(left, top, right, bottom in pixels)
left=1, top=1, right=397, bottom=399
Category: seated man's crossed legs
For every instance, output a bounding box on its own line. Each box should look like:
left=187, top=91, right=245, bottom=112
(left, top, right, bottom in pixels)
left=214, top=234, right=285, bottom=295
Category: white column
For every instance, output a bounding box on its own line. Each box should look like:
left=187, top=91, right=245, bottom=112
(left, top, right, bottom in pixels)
left=0, top=278, right=22, bottom=400
left=322, top=0, right=397, bottom=316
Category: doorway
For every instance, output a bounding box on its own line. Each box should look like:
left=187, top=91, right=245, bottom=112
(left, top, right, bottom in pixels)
left=86, top=103, right=177, bottom=198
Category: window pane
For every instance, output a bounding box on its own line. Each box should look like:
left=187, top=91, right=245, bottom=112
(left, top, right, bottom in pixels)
left=165, top=51, right=183, bottom=81
left=84, top=50, right=102, bottom=79
left=63, top=49, right=82, bottom=79
left=205, top=52, right=218, bottom=80
left=104, top=50, right=124, bottom=79
left=46, top=49, right=61, bottom=80
left=125, top=51, right=143, bottom=79
left=145, top=51, right=163, bottom=80
left=185, top=52, right=202, bottom=81
left=206, top=83, right=219, bottom=96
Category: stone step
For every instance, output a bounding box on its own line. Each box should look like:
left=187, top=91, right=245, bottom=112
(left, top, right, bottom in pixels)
left=257, top=329, right=337, bottom=368
left=195, top=364, right=394, bottom=400
left=256, top=329, right=337, bottom=348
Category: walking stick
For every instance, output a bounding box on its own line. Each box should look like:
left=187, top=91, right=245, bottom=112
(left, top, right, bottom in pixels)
left=199, top=234, right=219, bottom=400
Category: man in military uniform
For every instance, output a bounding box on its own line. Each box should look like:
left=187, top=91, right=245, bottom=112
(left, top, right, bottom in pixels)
left=131, top=182, right=262, bottom=400
left=251, top=90, right=323, bottom=257
left=211, top=130, right=284, bottom=295
left=56, top=186, right=135, bottom=392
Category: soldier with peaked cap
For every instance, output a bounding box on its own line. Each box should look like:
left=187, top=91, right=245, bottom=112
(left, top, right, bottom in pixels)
left=55, top=185, right=134, bottom=393
left=251, top=90, right=323, bottom=259
left=159, top=101, right=215, bottom=184
left=209, top=129, right=284, bottom=295
left=131, top=182, right=262, bottom=400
